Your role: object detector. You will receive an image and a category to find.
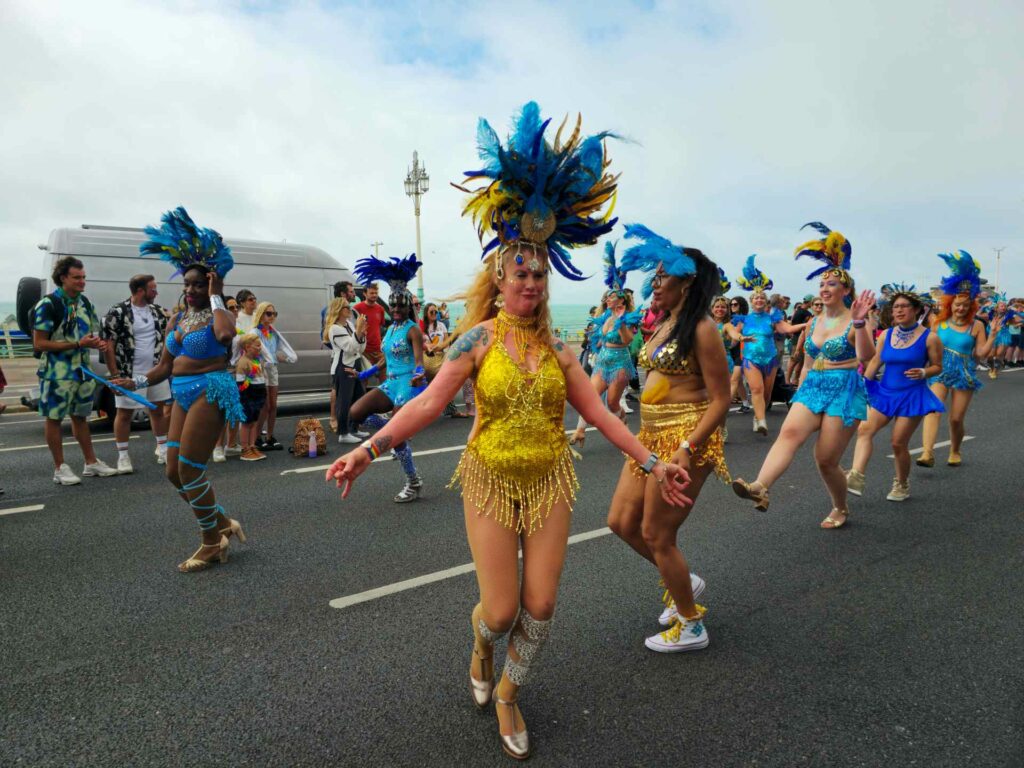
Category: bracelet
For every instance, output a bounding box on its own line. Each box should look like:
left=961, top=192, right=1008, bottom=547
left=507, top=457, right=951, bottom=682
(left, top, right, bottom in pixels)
left=210, top=295, right=227, bottom=312
left=414, top=365, right=425, bottom=377
left=852, top=320, right=866, bottom=328
left=132, top=374, right=149, bottom=389
left=639, top=453, right=659, bottom=474
left=362, top=440, right=381, bottom=461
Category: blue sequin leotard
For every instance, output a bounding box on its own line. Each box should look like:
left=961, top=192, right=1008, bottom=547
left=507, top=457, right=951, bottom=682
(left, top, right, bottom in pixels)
left=790, top=317, right=867, bottom=426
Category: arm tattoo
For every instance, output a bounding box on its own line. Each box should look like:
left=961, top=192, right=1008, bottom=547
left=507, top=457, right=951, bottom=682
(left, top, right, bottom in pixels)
left=446, top=326, right=489, bottom=361
left=552, top=340, right=566, bottom=352
left=373, top=435, right=393, bottom=453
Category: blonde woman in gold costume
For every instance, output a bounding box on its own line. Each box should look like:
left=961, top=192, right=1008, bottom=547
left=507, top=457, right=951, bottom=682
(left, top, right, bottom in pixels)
left=326, top=102, right=691, bottom=760
left=606, top=225, right=732, bottom=653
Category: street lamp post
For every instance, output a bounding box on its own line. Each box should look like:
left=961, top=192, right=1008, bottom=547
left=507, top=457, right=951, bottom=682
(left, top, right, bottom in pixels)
left=370, top=241, right=383, bottom=259
left=404, top=151, right=429, bottom=300
left=993, top=247, right=1005, bottom=291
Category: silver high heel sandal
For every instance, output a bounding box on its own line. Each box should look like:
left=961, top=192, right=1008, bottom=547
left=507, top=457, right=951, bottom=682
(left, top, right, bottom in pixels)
left=493, top=692, right=530, bottom=760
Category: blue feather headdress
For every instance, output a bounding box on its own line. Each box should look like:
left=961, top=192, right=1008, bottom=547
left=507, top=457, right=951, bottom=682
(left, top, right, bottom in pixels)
left=794, top=221, right=852, bottom=283
left=937, top=250, right=982, bottom=299
left=603, top=241, right=628, bottom=293
left=735, top=255, right=773, bottom=293
left=353, top=254, right=422, bottom=302
left=619, top=224, right=696, bottom=300
left=882, top=282, right=933, bottom=307
left=717, top=266, right=731, bottom=295
left=139, top=206, right=233, bottom=279
left=454, top=101, right=620, bottom=281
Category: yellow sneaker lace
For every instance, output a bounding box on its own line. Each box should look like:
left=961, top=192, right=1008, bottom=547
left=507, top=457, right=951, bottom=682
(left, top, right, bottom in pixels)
left=660, top=604, right=707, bottom=642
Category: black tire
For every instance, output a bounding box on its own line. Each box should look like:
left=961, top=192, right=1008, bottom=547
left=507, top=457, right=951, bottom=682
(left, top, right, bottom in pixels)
left=95, top=386, right=115, bottom=429
left=16, top=277, right=44, bottom=336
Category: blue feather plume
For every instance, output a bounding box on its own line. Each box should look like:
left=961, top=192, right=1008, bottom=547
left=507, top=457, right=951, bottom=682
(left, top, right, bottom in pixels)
left=619, top=224, right=695, bottom=299
left=353, top=253, right=422, bottom=295
left=602, top=241, right=628, bottom=291
left=937, top=250, right=982, bottom=299
left=794, top=221, right=852, bottom=281
left=717, top=266, right=731, bottom=294
left=735, top=254, right=773, bottom=292
left=139, top=206, right=233, bottom=278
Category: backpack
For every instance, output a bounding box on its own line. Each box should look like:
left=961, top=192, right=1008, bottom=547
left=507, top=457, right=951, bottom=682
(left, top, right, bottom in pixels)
left=289, top=417, right=329, bottom=458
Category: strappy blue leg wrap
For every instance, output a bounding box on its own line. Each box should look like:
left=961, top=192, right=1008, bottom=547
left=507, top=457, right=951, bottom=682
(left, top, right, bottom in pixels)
left=363, top=413, right=390, bottom=431
left=392, top=443, right=417, bottom=479
left=175, top=454, right=223, bottom=531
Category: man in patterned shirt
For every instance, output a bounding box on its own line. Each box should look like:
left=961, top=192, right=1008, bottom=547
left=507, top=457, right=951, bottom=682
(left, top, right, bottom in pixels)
left=101, top=274, right=171, bottom=474
left=32, top=256, right=119, bottom=485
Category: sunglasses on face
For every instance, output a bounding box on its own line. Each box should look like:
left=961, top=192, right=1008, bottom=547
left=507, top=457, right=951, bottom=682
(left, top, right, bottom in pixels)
left=264, top=311, right=277, bottom=317
left=227, top=304, right=238, bottom=311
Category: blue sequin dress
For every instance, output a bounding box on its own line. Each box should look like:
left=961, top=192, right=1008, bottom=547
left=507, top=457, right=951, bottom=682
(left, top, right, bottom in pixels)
left=378, top=319, right=425, bottom=406
left=591, top=310, right=639, bottom=384
left=929, top=322, right=982, bottom=391
left=734, top=309, right=782, bottom=376
left=791, top=318, right=867, bottom=426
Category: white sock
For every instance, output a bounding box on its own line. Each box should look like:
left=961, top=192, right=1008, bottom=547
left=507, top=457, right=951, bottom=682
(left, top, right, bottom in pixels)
left=155, top=435, right=167, bottom=452
left=116, top=441, right=130, bottom=459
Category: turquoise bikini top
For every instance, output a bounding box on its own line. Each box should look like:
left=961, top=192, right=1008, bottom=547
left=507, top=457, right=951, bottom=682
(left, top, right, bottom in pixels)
left=804, top=317, right=856, bottom=363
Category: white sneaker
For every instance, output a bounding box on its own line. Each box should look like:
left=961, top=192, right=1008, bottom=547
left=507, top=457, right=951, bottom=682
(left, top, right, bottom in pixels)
left=155, top=447, right=167, bottom=465
left=646, top=610, right=709, bottom=653
left=886, top=479, right=910, bottom=502
left=658, top=573, right=706, bottom=627
left=352, top=430, right=370, bottom=438
left=755, top=418, right=768, bottom=435
left=621, top=400, right=633, bottom=414
left=82, top=460, right=118, bottom=478
left=338, top=433, right=361, bottom=444
left=224, top=444, right=242, bottom=457
left=846, top=469, right=865, bottom=497
left=117, top=455, right=134, bottom=474
left=212, top=446, right=226, bottom=463
left=53, top=463, right=81, bottom=485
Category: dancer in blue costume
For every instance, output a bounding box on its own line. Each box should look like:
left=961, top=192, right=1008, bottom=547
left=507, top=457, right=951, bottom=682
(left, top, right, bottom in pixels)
left=918, top=252, right=1001, bottom=467
left=979, top=293, right=1018, bottom=380
left=114, top=207, right=247, bottom=572
left=733, top=223, right=874, bottom=529
left=570, top=240, right=642, bottom=447
left=347, top=253, right=427, bottom=502
left=847, top=286, right=944, bottom=502
left=730, top=255, right=807, bottom=435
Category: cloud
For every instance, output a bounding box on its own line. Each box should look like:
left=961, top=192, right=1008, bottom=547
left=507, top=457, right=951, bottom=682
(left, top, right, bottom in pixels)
left=1, top=0, right=1022, bottom=305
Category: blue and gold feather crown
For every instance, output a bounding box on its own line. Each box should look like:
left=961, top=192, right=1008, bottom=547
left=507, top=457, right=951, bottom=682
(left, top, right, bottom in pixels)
left=454, top=101, right=619, bottom=281
left=619, top=224, right=696, bottom=300
left=794, top=221, right=852, bottom=282
left=717, top=266, right=731, bottom=294
left=353, top=253, right=422, bottom=297
left=735, top=254, right=773, bottom=293
left=937, top=251, right=982, bottom=299
left=139, top=206, right=233, bottom=278
left=603, top=241, right=628, bottom=293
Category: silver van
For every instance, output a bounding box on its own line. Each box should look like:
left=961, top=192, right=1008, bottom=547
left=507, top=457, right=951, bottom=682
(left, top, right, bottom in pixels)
left=16, top=224, right=353, bottom=419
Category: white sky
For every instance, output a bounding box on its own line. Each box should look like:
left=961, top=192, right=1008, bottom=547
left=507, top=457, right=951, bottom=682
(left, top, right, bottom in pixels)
left=2, top=0, right=1022, bottom=304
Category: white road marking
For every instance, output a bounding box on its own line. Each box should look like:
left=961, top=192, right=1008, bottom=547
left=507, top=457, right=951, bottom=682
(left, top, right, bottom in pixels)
left=0, top=504, right=46, bottom=517
left=888, top=436, right=974, bottom=458
left=281, top=427, right=600, bottom=476
left=0, top=435, right=139, bottom=454
left=329, top=526, right=613, bottom=610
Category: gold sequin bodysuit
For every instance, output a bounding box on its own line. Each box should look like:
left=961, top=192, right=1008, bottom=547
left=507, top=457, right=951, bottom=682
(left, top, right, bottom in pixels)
left=449, top=312, right=578, bottom=535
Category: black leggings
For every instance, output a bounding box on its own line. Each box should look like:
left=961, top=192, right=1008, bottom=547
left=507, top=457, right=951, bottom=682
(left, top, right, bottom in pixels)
left=333, top=368, right=366, bottom=435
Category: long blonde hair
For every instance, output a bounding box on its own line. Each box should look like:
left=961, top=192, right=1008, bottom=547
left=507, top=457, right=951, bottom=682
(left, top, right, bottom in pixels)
left=454, top=246, right=554, bottom=341
left=323, top=297, right=349, bottom=343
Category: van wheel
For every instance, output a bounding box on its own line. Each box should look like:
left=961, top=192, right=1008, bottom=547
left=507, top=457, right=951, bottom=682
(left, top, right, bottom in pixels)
left=96, top=387, right=116, bottom=429
left=16, top=277, right=44, bottom=336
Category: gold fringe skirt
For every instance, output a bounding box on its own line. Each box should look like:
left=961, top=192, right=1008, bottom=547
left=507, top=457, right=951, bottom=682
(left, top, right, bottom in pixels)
left=628, top=401, right=730, bottom=483
left=449, top=446, right=578, bottom=536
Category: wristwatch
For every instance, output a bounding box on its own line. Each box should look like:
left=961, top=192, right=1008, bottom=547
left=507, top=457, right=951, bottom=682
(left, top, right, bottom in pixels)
left=639, top=453, right=659, bottom=474
left=679, top=440, right=693, bottom=455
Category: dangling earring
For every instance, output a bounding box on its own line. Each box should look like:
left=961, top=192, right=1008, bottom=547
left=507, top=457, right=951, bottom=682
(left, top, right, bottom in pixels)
left=495, top=256, right=505, bottom=281
left=494, top=293, right=505, bottom=310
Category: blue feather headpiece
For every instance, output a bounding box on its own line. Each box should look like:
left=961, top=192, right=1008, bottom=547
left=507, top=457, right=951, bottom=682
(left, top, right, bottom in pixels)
left=937, top=250, right=982, bottom=299
left=735, top=255, right=774, bottom=293
left=353, top=253, right=422, bottom=299
left=603, top=241, right=628, bottom=293
left=794, top=221, right=852, bottom=283
left=139, top=206, right=233, bottom=279
left=619, top=224, right=696, bottom=300
left=882, top=282, right=933, bottom=307
left=717, top=266, right=731, bottom=295
left=455, top=101, right=620, bottom=281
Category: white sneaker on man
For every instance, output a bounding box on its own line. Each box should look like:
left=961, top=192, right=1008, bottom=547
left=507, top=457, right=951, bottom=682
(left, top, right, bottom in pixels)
left=224, top=444, right=242, bottom=457
left=646, top=610, right=710, bottom=653
left=212, top=446, right=226, bottom=463
left=155, top=447, right=167, bottom=465
left=658, top=573, right=706, bottom=626
left=338, top=433, right=361, bottom=444
left=53, top=463, right=82, bottom=486
left=117, top=455, right=134, bottom=474
left=82, top=460, right=118, bottom=478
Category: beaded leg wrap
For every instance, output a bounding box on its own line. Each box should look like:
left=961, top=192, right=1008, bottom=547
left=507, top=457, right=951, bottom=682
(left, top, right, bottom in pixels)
left=503, top=610, right=553, bottom=687
left=392, top=443, right=419, bottom=481
left=362, top=413, right=390, bottom=432
left=478, top=617, right=505, bottom=645
left=176, top=454, right=223, bottom=532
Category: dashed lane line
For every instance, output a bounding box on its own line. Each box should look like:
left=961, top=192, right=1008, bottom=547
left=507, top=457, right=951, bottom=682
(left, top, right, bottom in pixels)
left=329, top=526, right=613, bottom=610
left=0, top=504, right=46, bottom=517
left=888, top=435, right=974, bottom=458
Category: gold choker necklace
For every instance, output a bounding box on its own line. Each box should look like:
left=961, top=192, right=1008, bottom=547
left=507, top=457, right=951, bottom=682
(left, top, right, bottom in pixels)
left=496, top=309, right=541, bottom=369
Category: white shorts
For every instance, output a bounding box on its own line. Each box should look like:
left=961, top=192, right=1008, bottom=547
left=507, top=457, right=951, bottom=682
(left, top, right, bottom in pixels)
left=264, top=363, right=280, bottom=387
left=115, top=379, right=172, bottom=410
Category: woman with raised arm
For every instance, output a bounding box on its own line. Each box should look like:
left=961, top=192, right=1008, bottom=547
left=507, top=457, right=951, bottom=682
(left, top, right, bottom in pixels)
left=732, top=222, right=874, bottom=529
left=918, top=252, right=1000, bottom=467
left=846, top=286, right=944, bottom=501
left=730, top=255, right=807, bottom=435
left=326, top=103, right=690, bottom=761
left=114, top=208, right=246, bottom=571
left=606, top=225, right=731, bottom=653
left=569, top=242, right=641, bottom=447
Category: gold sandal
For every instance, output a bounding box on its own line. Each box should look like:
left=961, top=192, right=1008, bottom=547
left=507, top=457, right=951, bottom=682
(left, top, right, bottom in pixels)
left=568, top=428, right=586, bottom=448
left=732, top=478, right=770, bottom=512
left=820, top=508, right=849, bottom=530
left=915, top=453, right=934, bottom=468
left=218, top=518, right=248, bottom=545
left=178, top=536, right=228, bottom=573
left=494, top=693, right=530, bottom=760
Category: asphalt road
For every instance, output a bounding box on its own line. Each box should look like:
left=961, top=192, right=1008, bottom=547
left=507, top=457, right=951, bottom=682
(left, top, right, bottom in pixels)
left=1, top=371, right=1022, bottom=767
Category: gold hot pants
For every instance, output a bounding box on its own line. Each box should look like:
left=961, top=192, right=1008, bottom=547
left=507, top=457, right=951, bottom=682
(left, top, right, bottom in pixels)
left=628, top=401, right=730, bottom=483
